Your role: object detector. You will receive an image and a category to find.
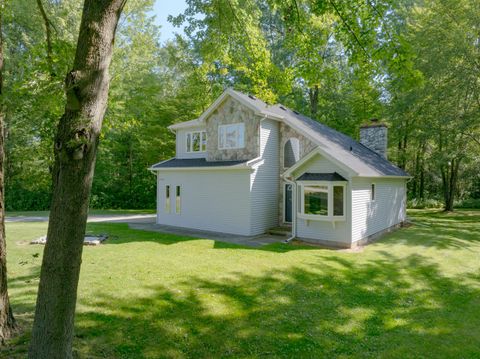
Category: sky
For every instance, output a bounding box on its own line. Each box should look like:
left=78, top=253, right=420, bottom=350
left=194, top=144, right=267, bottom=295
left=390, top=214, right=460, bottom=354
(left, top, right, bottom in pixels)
left=151, top=0, right=188, bottom=42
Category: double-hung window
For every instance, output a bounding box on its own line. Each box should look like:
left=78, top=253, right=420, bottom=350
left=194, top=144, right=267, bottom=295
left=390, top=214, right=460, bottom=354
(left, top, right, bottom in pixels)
left=218, top=123, right=245, bottom=149
left=186, top=131, right=207, bottom=153
left=299, top=182, right=346, bottom=221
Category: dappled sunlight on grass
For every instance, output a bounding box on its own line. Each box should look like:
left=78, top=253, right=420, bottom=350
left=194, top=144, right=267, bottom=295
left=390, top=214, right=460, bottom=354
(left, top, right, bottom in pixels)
left=2, top=209, right=480, bottom=358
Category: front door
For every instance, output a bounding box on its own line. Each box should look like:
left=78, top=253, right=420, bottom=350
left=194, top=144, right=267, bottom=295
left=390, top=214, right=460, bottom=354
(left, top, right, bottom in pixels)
left=284, top=184, right=292, bottom=223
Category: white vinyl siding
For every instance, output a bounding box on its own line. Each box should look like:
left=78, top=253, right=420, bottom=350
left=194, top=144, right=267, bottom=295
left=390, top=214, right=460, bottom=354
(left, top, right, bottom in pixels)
left=351, top=178, right=407, bottom=242
left=296, top=216, right=349, bottom=243
left=292, top=153, right=350, bottom=180
left=156, top=170, right=251, bottom=235
left=176, top=126, right=207, bottom=159
left=250, top=119, right=279, bottom=235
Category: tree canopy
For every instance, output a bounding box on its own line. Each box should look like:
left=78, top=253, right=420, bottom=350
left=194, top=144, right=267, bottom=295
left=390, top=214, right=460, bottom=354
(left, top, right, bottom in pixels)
left=2, top=0, right=479, bottom=211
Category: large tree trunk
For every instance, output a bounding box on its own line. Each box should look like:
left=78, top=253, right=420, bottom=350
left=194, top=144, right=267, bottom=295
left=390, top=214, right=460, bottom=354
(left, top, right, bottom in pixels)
left=28, top=1, right=126, bottom=357
left=0, top=5, right=17, bottom=343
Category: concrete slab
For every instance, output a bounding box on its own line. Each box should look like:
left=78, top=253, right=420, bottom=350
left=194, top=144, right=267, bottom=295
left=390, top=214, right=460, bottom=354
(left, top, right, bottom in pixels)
left=128, top=223, right=285, bottom=248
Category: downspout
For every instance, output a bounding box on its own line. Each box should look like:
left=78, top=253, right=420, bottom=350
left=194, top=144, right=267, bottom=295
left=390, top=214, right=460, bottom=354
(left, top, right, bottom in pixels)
left=283, top=176, right=297, bottom=243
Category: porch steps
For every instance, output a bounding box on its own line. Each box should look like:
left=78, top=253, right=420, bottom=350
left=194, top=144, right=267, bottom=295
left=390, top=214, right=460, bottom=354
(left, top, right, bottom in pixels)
left=267, top=226, right=292, bottom=237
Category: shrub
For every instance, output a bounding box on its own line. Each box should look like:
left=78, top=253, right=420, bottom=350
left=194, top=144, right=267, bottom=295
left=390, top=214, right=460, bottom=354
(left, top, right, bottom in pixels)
left=407, top=198, right=444, bottom=209
left=454, top=198, right=480, bottom=209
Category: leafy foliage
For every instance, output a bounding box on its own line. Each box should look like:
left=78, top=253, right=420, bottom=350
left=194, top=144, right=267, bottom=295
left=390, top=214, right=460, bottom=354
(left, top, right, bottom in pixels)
left=2, top=0, right=480, bottom=210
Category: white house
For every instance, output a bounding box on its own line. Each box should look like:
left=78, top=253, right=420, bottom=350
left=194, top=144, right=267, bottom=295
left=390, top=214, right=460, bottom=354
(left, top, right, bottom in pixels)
left=149, top=89, right=409, bottom=248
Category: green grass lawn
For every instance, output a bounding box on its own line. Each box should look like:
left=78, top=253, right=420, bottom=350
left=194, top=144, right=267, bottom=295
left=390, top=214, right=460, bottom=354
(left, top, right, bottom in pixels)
left=6, top=209, right=155, bottom=217
left=2, top=210, right=480, bottom=358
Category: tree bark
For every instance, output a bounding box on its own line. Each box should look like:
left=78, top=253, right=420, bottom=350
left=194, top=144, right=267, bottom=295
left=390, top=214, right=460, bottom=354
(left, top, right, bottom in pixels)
left=0, top=5, right=17, bottom=343
left=28, top=1, right=126, bottom=357
left=308, top=85, right=319, bottom=119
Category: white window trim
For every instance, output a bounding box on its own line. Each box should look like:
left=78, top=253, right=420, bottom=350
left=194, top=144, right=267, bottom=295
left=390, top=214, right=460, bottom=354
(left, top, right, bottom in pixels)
left=297, top=181, right=346, bottom=221
left=186, top=131, right=207, bottom=153
left=218, top=123, right=245, bottom=150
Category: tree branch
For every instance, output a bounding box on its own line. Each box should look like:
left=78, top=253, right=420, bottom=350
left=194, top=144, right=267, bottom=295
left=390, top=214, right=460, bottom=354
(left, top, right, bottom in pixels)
left=328, top=0, right=369, bottom=58
left=36, top=0, right=54, bottom=76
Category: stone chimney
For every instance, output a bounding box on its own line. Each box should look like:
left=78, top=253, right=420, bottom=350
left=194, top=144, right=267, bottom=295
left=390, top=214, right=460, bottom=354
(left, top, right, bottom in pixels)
left=360, top=119, right=388, bottom=159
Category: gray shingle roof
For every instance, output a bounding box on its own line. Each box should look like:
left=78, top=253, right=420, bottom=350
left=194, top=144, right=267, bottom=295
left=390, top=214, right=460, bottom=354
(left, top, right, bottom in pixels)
left=158, top=89, right=409, bottom=177
left=228, top=90, right=408, bottom=177
left=296, top=172, right=348, bottom=181
left=151, top=158, right=248, bottom=169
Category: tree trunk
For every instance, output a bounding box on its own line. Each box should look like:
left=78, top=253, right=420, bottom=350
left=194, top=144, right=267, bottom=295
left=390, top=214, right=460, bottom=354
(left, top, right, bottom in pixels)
left=308, top=85, right=319, bottom=119
left=28, top=1, right=126, bottom=357
left=0, top=4, right=18, bottom=343
left=442, top=158, right=460, bottom=212
left=419, top=141, right=426, bottom=199
left=36, top=0, right=54, bottom=76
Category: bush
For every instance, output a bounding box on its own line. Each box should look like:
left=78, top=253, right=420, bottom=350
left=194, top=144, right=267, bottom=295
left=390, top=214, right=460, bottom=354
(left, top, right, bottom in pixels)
left=407, top=198, right=444, bottom=209
left=454, top=198, right=480, bottom=209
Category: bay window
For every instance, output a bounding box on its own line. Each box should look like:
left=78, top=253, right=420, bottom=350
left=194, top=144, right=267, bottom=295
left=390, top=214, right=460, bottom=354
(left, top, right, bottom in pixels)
left=218, top=123, right=245, bottom=149
left=299, top=182, right=346, bottom=220
left=304, top=186, right=328, bottom=215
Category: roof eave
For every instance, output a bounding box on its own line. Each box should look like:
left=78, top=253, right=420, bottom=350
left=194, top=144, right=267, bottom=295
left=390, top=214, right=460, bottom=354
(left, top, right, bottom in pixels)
left=148, top=165, right=252, bottom=171
left=351, top=174, right=412, bottom=179
left=168, top=118, right=203, bottom=131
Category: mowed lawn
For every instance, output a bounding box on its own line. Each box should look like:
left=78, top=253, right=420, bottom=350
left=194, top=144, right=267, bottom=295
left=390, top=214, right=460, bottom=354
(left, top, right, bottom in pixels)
left=2, top=210, right=480, bottom=358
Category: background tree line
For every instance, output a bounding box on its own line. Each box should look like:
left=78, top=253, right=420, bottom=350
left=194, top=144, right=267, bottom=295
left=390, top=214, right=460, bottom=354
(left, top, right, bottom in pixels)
left=3, top=0, right=480, bottom=211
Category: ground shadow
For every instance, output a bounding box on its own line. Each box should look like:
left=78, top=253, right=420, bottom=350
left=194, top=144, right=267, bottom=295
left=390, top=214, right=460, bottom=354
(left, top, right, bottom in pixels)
left=68, top=253, right=480, bottom=358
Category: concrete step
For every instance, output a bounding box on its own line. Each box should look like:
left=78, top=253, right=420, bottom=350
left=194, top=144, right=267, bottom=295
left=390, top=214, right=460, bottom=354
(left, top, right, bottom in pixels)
left=267, top=226, right=292, bottom=237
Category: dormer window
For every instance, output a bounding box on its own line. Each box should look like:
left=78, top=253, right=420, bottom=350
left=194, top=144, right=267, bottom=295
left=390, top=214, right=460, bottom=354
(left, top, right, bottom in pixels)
left=186, top=131, right=207, bottom=153
left=218, top=123, right=245, bottom=149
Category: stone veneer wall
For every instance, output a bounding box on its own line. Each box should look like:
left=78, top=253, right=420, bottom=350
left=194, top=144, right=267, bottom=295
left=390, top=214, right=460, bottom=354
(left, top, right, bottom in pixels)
left=278, top=123, right=317, bottom=225
left=206, top=97, right=261, bottom=161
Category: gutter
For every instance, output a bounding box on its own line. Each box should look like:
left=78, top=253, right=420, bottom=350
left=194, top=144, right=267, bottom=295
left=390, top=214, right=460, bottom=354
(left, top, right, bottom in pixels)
left=282, top=175, right=297, bottom=244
